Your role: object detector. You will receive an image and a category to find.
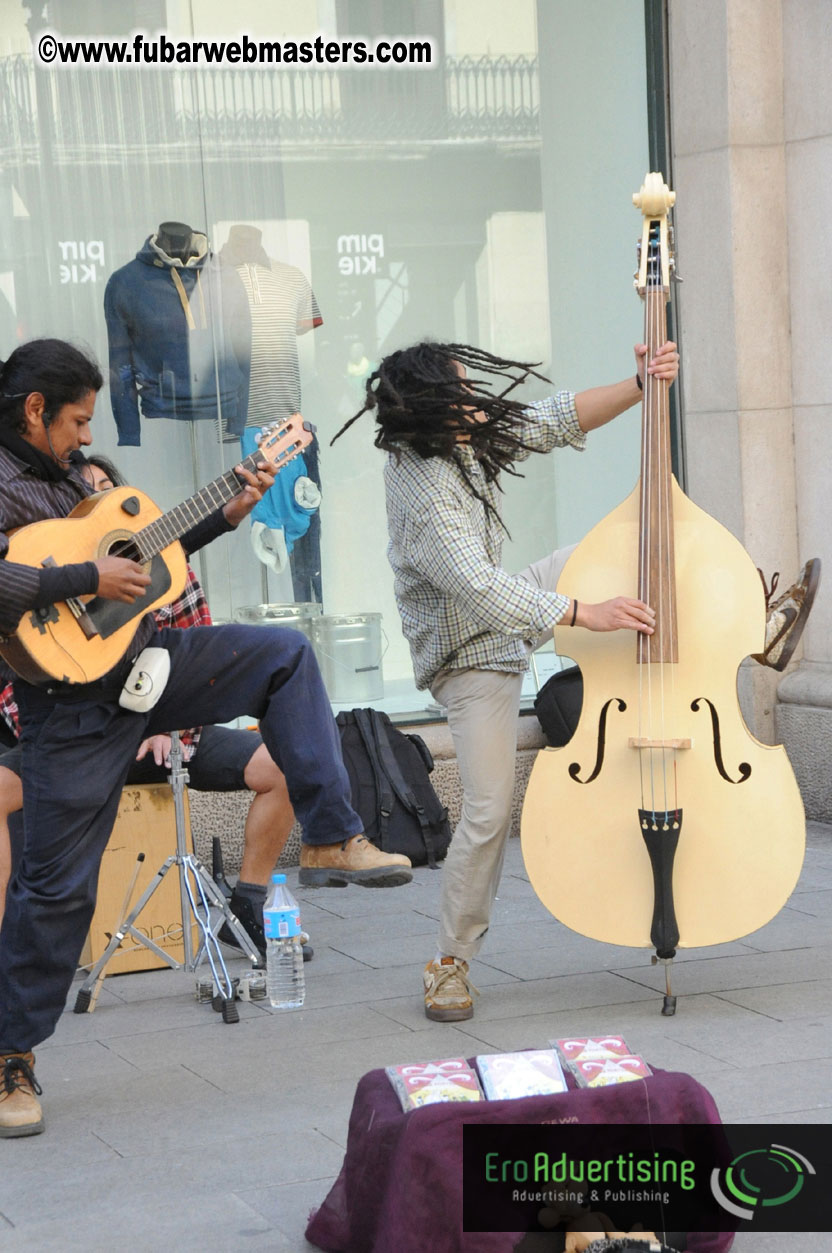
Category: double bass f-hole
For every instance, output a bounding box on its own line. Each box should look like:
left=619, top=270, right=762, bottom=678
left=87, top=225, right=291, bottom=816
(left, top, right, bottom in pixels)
left=568, top=697, right=627, bottom=784
left=690, top=697, right=752, bottom=784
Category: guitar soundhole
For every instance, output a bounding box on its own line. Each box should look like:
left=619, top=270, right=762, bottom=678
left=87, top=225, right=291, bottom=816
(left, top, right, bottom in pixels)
left=107, top=538, right=142, bottom=563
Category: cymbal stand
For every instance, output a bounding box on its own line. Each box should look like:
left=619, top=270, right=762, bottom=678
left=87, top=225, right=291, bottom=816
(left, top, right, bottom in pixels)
left=74, top=731, right=261, bottom=1024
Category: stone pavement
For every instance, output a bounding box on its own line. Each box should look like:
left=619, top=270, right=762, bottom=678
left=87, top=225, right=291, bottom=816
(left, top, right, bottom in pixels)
left=2, top=826, right=831, bottom=1252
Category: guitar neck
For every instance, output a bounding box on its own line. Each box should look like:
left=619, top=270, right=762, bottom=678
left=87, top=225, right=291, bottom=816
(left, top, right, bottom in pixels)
left=132, top=451, right=263, bottom=560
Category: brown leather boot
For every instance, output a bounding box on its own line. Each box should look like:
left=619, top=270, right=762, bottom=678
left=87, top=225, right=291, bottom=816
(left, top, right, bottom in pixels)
left=299, top=834, right=412, bottom=888
left=0, top=1051, right=44, bottom=1138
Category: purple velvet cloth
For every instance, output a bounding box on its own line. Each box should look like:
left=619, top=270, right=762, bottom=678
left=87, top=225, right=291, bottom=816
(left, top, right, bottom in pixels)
left=305, top=1065, right=734, bottom=1253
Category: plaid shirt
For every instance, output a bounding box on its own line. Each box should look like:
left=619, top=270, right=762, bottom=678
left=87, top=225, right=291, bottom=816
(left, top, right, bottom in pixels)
left=384, top=392, right=586, bottom=690
left=0, top=566, right=212, bottom=758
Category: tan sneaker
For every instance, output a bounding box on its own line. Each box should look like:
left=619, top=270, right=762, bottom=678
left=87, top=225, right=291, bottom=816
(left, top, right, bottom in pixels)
left=299, top=834, right=412, bottom=888
left=0, top=1051, right=44, bottom=1138
left=423, top=956, right=479, bottom=1022
left=753, top=558, right=821, bottom=671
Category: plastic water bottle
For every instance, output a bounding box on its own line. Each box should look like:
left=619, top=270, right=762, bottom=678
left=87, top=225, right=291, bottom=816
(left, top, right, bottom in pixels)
left=263, top=873, right=305, bottom=1009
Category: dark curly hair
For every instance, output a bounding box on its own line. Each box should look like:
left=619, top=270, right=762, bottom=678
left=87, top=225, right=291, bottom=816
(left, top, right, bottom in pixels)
left=331, top=341, right=549, bottom=528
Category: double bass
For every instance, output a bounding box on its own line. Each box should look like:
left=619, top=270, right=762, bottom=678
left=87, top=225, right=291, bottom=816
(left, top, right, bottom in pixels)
left=520, top=173, right=805, bottom=1011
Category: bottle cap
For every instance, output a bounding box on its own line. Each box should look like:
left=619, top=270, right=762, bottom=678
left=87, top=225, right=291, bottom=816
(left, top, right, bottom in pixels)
left=271, top=872, right=287, bottom=884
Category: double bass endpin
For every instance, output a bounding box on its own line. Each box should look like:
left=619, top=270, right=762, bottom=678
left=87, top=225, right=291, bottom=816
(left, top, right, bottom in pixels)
left=652, top=954, right=677, bottom=1016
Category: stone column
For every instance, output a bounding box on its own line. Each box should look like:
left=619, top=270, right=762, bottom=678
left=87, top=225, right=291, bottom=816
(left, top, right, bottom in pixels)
left=668, top=0, right=798, bottom=746
left=669, top=0, right=832, bottom=817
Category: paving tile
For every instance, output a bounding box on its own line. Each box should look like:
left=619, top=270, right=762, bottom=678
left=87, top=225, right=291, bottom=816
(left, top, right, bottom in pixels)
left=40, top=986, right=262, bottom=1047
left=805, top=822, right=832, bottom=850
left=742, top=905, right=832, bottom=952
left=99, top=1001, right=414, bottom=1073
left=372, top=970, right=657, bottom=1035
left=234, top=1178, right=339, bottom=1250
left=734, top=1106, right=832, bottom=1124
left=702, top=1059, right=832, bottom=1121
left=784, top=888, right=832, bottom=917
left=664, top=1012, right=832, bottom=1067
left=610, top=944, right=832, bottom=997
left=294, top=876, right=433, bottom=919
left=308, top=908, right=441, bottom=946
left=733, top=1236, right=832, bottom=1252
left=0, top=1180, right=282, bottom=1248
left=714, top=977, right=832, bottom=1020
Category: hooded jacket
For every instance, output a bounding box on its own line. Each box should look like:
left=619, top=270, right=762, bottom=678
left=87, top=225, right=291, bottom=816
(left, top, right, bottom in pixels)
left=104, top=234, right=251, bottom=446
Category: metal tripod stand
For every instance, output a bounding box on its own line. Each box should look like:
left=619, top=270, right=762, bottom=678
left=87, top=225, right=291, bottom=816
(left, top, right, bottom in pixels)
left=74, top=731, right=261, bottom=1023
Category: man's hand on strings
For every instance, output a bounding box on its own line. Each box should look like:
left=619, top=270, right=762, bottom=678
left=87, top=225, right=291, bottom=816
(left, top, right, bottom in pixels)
left=223, top=462, right=278, bottom=527
left=572, top=597, right=656, bottom=634
left=94, top=555, right=151, bottom=602
left=635, top=339, right=679, bottom=387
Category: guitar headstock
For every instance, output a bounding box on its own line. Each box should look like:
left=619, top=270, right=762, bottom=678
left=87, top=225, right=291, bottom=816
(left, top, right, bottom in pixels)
left=254, top=414, right=314, bottom=473
left=633, top=171, right=676, bottom=296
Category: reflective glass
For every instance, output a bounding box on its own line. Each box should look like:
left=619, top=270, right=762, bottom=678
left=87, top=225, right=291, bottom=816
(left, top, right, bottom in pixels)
left=0, top=0, right=648, bottom=719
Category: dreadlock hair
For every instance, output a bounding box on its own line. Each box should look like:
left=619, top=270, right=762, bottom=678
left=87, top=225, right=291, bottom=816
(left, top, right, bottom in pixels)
left=331, top=341, right=550, bottom=530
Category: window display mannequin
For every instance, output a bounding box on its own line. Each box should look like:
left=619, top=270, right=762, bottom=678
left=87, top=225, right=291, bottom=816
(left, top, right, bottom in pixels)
left=104, top=221, right=251, bottom=446
left=220, top=224, right=323, bottom=603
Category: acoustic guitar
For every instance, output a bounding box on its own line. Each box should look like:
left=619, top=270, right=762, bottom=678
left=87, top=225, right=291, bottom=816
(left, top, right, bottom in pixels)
left=0, top=415, right=312, bottom=686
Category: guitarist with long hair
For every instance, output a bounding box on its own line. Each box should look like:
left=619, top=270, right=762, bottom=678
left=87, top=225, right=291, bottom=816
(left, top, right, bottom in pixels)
left=0, top=338, right=411, bottom=1140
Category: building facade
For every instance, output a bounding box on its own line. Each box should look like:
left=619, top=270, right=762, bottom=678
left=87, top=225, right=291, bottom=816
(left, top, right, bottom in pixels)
left=1, top=0, right=828, bottom=816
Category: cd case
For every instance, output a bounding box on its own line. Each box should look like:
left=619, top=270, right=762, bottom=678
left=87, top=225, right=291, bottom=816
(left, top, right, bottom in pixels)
left=571, top=1055, right=653, bottom=1087
left=476, top=1050, right=568, bottom=1100
left=552, top=1036, right=652, bottom=1088
left=386, top=1057, right=483, bottom=1110
left=553, top=1035, right=632, bottom=1065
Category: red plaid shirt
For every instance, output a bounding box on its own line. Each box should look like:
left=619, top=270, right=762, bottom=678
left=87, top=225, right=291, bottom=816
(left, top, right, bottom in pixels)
left=0, top=567, right=212, bottom=760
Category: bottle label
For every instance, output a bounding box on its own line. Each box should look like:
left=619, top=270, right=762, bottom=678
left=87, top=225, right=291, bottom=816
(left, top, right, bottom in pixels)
left=263, top=907, right=301, bottom=939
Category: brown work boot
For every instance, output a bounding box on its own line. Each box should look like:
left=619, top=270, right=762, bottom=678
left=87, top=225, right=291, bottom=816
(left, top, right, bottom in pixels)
left=752, top=558, right=821, bottom=671
left=423, top=956, right=479, bottom=1022
left=0, top=1051, right=44, bottom=1138
left=298, top=834, right=412, bottom=888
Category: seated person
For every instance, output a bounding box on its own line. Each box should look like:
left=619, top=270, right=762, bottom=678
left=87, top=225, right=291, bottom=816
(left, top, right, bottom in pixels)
left=0, top=453, right=312, bottom=960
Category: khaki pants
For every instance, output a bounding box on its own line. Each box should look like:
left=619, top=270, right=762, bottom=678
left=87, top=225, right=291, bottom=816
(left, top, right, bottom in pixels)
left=429, top=545, right=574, bottom=961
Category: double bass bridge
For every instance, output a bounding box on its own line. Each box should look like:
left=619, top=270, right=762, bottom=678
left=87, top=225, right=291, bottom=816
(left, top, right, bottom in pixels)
left=628, top=737, right=691, bottom=750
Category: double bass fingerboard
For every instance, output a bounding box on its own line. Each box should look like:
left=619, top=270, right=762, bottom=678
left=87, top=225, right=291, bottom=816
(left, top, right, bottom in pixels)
left=637, top=225, right=677, bottom=665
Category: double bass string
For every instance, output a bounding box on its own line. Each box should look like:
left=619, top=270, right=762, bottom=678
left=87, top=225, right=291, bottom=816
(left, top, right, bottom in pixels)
left=638, top=277, right=655, bottom=817
left=653, top=280, right=671, bottom=822
left=659, top=280, right=680, bottom=822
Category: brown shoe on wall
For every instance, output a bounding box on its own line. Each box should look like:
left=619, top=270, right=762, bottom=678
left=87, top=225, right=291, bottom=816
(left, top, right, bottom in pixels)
left=299, top=834, right=412, bottom=888
left=753, top=558, right=821, bottom=672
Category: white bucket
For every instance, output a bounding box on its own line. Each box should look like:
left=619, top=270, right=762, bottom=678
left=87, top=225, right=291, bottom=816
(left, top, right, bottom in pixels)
left=234, top=602, right=322, bottom=642
left=310, top=613, right=384, bottom=704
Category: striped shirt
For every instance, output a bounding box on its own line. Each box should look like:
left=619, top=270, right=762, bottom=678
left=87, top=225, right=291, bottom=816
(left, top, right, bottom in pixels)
left=234, top=260, right=322, bottom=429
left=384, top=392, right=586, bottom=690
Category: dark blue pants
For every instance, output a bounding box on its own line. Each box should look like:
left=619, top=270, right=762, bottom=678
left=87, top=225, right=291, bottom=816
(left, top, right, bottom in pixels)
left=0, top=623, right=360, bottom=1051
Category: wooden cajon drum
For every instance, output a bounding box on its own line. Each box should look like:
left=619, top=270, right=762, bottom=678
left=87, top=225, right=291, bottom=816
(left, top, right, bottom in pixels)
left=81, top=783, right=198, bottom=975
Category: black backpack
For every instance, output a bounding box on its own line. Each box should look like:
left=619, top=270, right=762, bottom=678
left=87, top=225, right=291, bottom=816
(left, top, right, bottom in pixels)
left=533, top=664, right=583, bottom=746
left=335, top=708, right=451, bottom=867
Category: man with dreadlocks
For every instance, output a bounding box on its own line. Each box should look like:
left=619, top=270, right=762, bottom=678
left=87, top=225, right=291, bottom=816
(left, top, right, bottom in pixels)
left=333, top=338, right=817, bottom=1023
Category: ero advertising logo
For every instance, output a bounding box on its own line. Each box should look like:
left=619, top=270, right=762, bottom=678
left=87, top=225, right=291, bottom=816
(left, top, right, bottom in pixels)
left=711, top=1143, right=816, bottom=1221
